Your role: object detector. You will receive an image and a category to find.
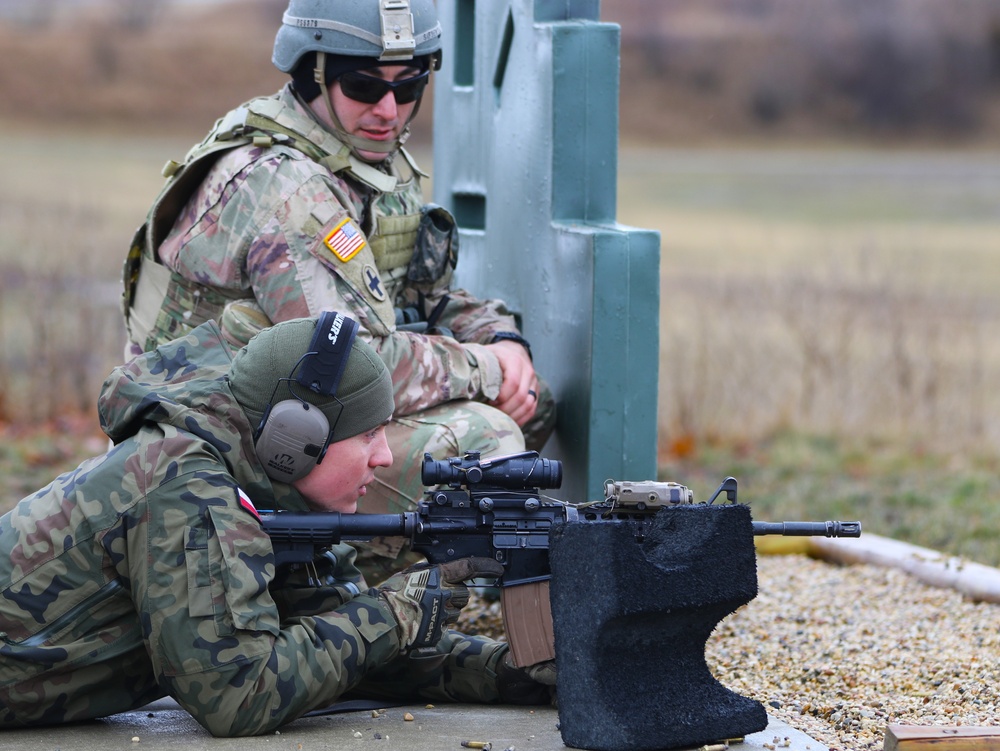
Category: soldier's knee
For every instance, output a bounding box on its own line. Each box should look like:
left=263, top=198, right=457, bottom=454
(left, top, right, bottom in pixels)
left=453, top=402, right=524, bottom=457
left=386, top=402, right=523, bottom=461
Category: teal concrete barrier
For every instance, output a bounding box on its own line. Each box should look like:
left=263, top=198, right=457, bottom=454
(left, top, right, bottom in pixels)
left=432, top=0, right=660, bottom=500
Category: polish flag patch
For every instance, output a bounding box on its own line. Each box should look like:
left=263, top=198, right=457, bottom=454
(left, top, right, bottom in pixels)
left=237, top=488, right=261, bottom=522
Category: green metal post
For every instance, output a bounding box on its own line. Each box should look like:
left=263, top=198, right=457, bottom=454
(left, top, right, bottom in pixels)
left=433, top=0, right=660, bottom=500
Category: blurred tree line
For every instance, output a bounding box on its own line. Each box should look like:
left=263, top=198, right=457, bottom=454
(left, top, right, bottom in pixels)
left=2, top=0, right=1000, bottom=142
left=606, top=0, right=1000, bottom=142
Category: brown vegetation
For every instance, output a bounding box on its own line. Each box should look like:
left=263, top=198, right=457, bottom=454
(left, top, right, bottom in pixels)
left=4, top=0, right=1000, bottom=144
left=605, top=0, right=1000, bottom=145
left=0, top=0, right=286, bottom=135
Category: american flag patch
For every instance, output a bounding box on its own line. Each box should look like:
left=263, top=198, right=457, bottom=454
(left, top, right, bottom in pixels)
left=323, top=217, right=367, bottom=262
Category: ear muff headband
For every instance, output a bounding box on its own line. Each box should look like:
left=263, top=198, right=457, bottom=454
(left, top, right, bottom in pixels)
left=254, top=312, right=359, bottom=483
left=297, top=311, right=359, bottom=396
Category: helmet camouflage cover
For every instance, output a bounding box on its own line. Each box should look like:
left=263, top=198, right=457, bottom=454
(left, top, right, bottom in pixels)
left=273, top=0, right=443, bottom=71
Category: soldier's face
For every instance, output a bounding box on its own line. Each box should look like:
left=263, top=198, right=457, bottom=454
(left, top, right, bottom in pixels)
left=328, top=64, right=423, bottom=161
left=293, top=423, right=393, bottom=512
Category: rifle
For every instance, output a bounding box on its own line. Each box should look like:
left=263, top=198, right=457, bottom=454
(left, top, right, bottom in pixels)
left=259, top=451, right=861, bottom=665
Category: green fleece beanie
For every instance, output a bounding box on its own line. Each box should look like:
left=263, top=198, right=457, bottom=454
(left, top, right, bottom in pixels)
left=228, top=315, right=394, bottom=444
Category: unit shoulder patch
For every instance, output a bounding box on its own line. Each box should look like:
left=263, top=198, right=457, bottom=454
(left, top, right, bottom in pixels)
left=323, top=217, right=367, bottom=263
left=362, top=264, right=388, bottom=302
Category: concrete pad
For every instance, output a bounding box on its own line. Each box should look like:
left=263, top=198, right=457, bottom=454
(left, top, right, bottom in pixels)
left=0, top=699, right=827, bottom=751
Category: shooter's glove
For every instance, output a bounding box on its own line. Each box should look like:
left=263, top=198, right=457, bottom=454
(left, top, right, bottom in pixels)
left=374, top=557, right=504, bottom=652
left=271, top=549, right=364, bottom=618
left=496, top=649, right=558, bottom=706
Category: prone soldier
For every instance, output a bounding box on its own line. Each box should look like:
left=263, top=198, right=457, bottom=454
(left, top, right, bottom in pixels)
left=0, top=314, right=552, bottom=736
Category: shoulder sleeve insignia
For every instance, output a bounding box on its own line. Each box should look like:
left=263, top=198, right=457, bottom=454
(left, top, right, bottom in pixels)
left=323, top=217, right=367, bottom=262
left=362, top=263, right=387, bottom=302
left=237, top=487, right=262, bottom=523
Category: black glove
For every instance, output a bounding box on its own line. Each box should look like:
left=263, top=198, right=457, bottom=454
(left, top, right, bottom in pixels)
left=496, top=649, right=558, bottom=706
left=375, top=557, right=504, bottom=651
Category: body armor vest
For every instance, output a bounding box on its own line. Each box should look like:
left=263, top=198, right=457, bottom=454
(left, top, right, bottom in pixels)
left=122, top=91, right=425, bottom=351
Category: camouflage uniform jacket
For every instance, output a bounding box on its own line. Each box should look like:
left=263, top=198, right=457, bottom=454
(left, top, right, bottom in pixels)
left=124, top=84, right=521, bottom=416
left=0, top=323, right=505, bottom=736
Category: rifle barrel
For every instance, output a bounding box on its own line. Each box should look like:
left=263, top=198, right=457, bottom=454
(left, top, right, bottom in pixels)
left=752, top=520, right=861, bottom=537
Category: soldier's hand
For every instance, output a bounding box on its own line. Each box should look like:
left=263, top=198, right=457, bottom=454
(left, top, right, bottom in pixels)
left=496, top=649, right=558, bottom=706
left=374, top=557, right=505, bottom=651
left=487, top=339, right=538, bottom=426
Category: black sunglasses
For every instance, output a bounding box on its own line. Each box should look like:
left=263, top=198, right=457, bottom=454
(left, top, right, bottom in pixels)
left=337, top=69, right=430, bottom=105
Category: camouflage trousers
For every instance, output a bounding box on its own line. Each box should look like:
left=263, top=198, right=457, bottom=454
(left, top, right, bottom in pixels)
left=355, top=383, right=557, bottom=582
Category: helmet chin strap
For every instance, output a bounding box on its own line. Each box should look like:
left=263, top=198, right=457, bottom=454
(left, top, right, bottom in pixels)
left=314, top=51, right=413, bottom=161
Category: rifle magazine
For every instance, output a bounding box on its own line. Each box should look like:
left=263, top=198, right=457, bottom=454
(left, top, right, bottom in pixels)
left=501, top=580, right=555, bottom=667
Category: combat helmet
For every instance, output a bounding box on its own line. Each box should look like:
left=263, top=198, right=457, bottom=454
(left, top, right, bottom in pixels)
left=273, top=0, right=443, bottom=159
left=273, top=0, right=442, bottom=69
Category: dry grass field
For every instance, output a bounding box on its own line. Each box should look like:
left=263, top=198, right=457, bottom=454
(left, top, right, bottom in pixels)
left=615, top=146, right=1000, bottom=566
left=617, top=147, right=1000, bottom=454
left=0, top=126, right=186, bottom=421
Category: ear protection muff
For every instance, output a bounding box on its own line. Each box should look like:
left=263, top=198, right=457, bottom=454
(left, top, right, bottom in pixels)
left=253, top=311, right=359, bottom=483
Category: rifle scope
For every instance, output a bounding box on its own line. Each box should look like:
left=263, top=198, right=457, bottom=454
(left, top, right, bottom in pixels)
left=422, top=451, right=563, bottom=490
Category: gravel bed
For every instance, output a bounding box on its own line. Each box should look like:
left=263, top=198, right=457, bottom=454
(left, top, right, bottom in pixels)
left=710, top=555, right=999, bottom=751
left=459, top=555, right=1000, bottom=751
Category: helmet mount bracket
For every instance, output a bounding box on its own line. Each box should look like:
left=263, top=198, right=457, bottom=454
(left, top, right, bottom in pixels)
left=379, top=0, right=417, bottom=62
